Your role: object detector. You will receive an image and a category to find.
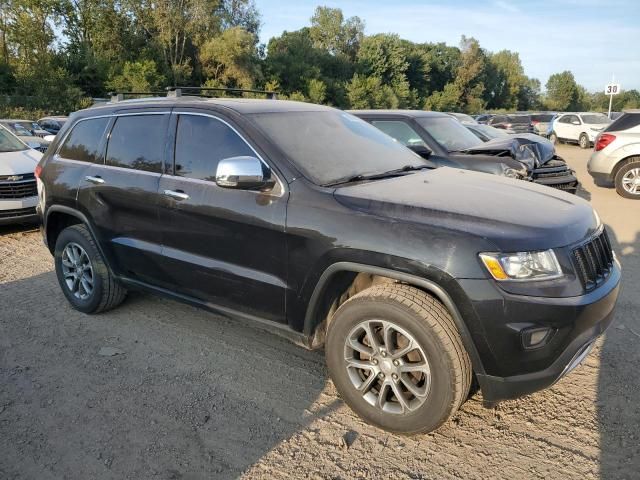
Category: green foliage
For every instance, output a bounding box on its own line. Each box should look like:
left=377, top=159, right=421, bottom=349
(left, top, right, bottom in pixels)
left=545, top=71, right=580, bottom=111
left=106, top=60, right=165, bottom=92
left=347, top=74, right=399, bottom=109
left=309, top=6, right=364, bottom=60
left=307, top=78, right=326, bottom=104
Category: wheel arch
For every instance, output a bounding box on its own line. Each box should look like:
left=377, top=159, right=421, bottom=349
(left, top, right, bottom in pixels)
left=303, top=261, right=486, bottom=375
left=612, top=154, right=640, bottom=179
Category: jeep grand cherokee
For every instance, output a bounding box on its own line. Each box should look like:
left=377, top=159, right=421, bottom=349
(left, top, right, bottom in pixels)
left=36, top=96, right=620, bottom=434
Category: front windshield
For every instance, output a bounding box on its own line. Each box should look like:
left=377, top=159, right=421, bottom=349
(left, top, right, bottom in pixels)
left=581, top=114, right=610, bottom=125
left=249, top=111, right=428, bottom=186
left=4, top=122, right=33, bottom=136
left=0, top=127, right=28, bottom=152
left=474, top=124, right=509, bottom=139
left=416, top=116, right=484, bottom=151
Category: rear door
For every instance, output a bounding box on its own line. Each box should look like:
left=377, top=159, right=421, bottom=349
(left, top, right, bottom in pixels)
left=157, top=110, right=289, bottom=323
left=77, top=111, right=170, bottom=284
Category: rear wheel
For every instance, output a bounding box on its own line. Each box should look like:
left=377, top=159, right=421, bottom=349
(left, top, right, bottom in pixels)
left=54, top=224, right=127, bottom=313
left=614, top=159, right=640, bottom=199
left=579, top=133, right=589, bottom=149
left=325, top=283, right=472, bottom=434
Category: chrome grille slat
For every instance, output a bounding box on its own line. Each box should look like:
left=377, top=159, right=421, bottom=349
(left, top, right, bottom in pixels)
left=572, top=229, right=614, bottom=292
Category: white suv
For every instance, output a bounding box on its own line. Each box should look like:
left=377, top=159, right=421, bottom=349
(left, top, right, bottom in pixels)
left=550, top=112, right=611, bottom=149
left=588, top=111, right=640, bottom=199
left=0, top=125, right=43, bottom=224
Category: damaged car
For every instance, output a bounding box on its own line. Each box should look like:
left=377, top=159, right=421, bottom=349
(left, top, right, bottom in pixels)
left=352, top=110, right=579, bottom=194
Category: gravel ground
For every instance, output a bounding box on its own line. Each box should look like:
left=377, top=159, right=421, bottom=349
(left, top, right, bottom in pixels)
left=1, top=145, right=639, bottom=480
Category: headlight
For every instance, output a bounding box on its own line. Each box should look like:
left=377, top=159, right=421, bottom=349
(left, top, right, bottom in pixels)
left=501, top=164, right=528, bottom=180
left=479, top=250, right=563, bottom=281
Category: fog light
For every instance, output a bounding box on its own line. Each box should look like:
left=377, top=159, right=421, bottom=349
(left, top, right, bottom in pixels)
left=521, top=327, right=553, bottom=349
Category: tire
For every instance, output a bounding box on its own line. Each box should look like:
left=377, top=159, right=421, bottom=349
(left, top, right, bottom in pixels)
left=54, top=224, right=127, bottom=313
left=579, top=133, right=589, bottom=149
left=614, top=158, right=640, bottom=199
left=325, top=283, right=472, bottom=434
left=549, top=132, right=559, bottom=145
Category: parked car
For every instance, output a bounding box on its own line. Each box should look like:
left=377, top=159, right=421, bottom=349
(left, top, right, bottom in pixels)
left=549, top=112, right=611, bottom=149
left=37, top=97, right=619, bottom=434
left=610, top=112, right=623, bottom=121
left=0, top=119, right=50, bottom=152
left=588, top=110, right=640, bottom=199
left=445, top=112, right=478, bottom=124
left=0, top=125, right=42, bottom=225
left=474, top=114, right=494, bottom=124
left=38, top=116, right=68, bottom=135
left=352, top=110, right=578, bottom=193
left=530, top=113, right=556, bottom=137
left=488, top=114, right=534, bottom=134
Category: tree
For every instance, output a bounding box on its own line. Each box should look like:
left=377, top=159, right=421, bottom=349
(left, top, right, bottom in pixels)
left=517, top=77, right=541, bottom=111
left=452, top=36, right=487, bottom=113
left=309, top=6, right=364, bottom=60
left=200, top=27, right=261, bottom=89
left=485, top=50, right=526, bottom=110
left=346, top=74, right=399, bottom=109
left=307, top=78, right=326, bottom=104
left=545, top=71, right=580, bottom=111
left=105, top=59, right=165, bottom=92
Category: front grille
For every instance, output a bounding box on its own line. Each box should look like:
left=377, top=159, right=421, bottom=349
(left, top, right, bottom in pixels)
left=572, top=229, right=614, bottom=292
left=0, top=207, right=37, bottom=219
left=532, top=158, right=578, bottom=192
left=0, top=178, right=37, bottom=199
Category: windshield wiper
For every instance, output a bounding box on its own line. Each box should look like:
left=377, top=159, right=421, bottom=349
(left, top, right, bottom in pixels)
left=325, top=165, right=431, bottom=187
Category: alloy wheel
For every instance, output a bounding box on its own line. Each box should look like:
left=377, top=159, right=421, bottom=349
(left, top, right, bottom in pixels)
left=61, top=242, right=94, bottom=300
left=622, top=168, right=640, bottom=195
left=343, top=319, right=431, bottom=414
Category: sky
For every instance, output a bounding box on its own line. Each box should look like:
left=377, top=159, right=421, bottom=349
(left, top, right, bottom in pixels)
left=253, top=0, right=639, bottom=92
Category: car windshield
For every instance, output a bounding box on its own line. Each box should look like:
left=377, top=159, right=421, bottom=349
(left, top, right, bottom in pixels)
left=472, top=124, right=509, bottom=139
left=581, top=114, right=610, bottom=124
left=416, top=116, right=484, bottom=151
left=249, top=111, right=429, bottom=186
left=0, top=128, right=28, bottom=152
left=507, top=115, right=531, bottom=124
left=4, top=122, right=33, bottom=136
left=450, top=113, right=476, bottom=123
left=531, top=114, right=553, bottom=122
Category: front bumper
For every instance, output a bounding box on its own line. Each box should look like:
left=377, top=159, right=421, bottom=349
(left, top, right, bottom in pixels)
left=0, top=196, right=39, bottom=225
left=460, top=260, right=620, bottom=404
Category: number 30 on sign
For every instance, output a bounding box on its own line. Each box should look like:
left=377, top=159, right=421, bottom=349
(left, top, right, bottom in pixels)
left=605, top=83, right=620, bottom=95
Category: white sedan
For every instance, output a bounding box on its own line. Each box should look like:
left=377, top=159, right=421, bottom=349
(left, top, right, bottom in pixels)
left=549, top=112, right=611, bottom=149
left=0, top=125, right=43, bottom=225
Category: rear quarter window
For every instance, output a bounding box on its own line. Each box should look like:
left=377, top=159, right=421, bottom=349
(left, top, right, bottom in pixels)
left=58, top=118, right=110, bottom=163
left=604, top=113, right=640, bottom=132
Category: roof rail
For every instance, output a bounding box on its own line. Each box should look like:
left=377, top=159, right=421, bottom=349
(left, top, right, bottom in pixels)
left=108, top=91, right=167, bottom=102
left=166, top=86, right=278, bottom=100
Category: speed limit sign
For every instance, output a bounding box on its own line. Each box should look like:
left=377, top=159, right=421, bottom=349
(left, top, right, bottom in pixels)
left=605, top=83, right=620, bottom=95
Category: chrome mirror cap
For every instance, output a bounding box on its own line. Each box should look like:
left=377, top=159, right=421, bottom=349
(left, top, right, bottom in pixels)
left=215, top=156, right=274, bottom=190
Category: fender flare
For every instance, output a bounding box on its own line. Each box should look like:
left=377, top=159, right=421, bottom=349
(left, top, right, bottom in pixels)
left=303, top=261, right=486, bottom=375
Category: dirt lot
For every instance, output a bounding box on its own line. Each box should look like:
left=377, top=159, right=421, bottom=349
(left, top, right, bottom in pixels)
left=1, top=145, right=639, bottom=480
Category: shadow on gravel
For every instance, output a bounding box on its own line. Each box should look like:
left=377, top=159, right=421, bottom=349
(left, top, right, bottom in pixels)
left=0, top=221, right=40, bottom=236
left=0, top=269, right=338, bottom=479
left=598, top=227, right=640, bottom=479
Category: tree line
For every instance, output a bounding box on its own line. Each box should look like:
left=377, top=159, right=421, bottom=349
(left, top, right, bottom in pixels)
left=1, top=1, right=638, bottom=117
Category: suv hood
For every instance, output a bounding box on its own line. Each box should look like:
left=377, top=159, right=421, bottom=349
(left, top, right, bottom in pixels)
left=461, top=136, right=555, bottom=169
left=334, top=168, right=598, bottom=251
left=0, top=149, right=42, bottom=176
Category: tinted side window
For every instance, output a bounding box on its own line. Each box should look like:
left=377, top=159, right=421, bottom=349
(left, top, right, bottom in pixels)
left=371, top=120, right=426, bottom=147
left=605, top=113, right=640, bottom=132
left=58, top=118, right=109, bottom=163
left=174, top=114, right=254, bottom=181
left=106, top=115, right=166, bottom=173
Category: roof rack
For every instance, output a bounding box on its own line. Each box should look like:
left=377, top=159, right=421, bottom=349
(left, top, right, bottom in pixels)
left=166, top=86, right=278, bottom=100
left=108, top=91, right=167, bottom=102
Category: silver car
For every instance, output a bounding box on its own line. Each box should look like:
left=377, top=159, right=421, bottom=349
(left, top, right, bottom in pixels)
left=588, top=111, right=640, bottom=199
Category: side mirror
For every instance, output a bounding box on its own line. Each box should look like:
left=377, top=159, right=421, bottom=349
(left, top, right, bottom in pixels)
left=215, top=156, right=275, bottom=191
left=407, top=144, right=432, bottom=158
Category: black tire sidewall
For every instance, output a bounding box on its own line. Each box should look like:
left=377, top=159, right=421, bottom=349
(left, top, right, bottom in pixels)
left=54, top=226, right=105, bottom=313
left=615, top=162, right=640, bottom=199
left=326, top=298, right=458, bottom=434
left=550, top=132, right=558, bottom=144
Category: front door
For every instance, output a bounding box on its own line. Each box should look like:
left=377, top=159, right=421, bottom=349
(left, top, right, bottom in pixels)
left=157, top=111, right=289, bottom=323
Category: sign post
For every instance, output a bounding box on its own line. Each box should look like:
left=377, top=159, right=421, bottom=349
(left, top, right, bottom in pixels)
left=605, top=78, right=620, bottom=119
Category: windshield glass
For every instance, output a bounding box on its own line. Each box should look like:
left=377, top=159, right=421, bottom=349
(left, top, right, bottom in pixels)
left=0, top=127, right=28, bottom=152
left=473, top=124, right=509, bottom=139
left=581, top=114, right=610, bottom=124
left=416, top=116, right=483, bottom=151
left=531, top=114, right=553, bottom=122
left=249, top=111, right=428, bottom=186
left=4, top=122, right=33, bottom=136
left=507, top=115, right=531, bottom=124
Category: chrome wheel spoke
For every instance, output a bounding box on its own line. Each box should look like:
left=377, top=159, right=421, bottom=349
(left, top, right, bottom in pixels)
left=347, top=336, right=373, bottom=356
left=377, top=381, right=390, bottom=410
left=390, top=380, right=411, bottom=413
left=345, top=357, right=374, bottom=371
left=60, top=242, right=94, bottom=299
left=358, top=372, right=377, bottom=394
left=362, top=322, right=381, bottom=352
left=400, top=374, right=429, bottom=398
left=391, top=339, right=416, bottom=360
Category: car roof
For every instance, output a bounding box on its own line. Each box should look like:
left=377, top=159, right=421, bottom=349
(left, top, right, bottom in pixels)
left=0, top=119, right=36, bottom=122
left=80, top=96, right=335, bottom=116
left=39, top=116, right=68, bottom=121
left=348, top=109, right=449, bottom=118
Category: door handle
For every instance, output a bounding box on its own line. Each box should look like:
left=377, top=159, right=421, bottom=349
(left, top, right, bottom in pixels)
left=85, top=175, right=105, bottom=185
left=163, top=189, right=189, bottom=201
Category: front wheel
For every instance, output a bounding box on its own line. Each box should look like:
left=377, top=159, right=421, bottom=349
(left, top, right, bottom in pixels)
left=549, top=132, right=559, bottom=145
left=325, top=284, right=472, bottom=434
left=579, top=133, right=590, bottom=149
left=54, top=224, right=127, bottom=313
left=615, top=159, right=640, bottom=199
